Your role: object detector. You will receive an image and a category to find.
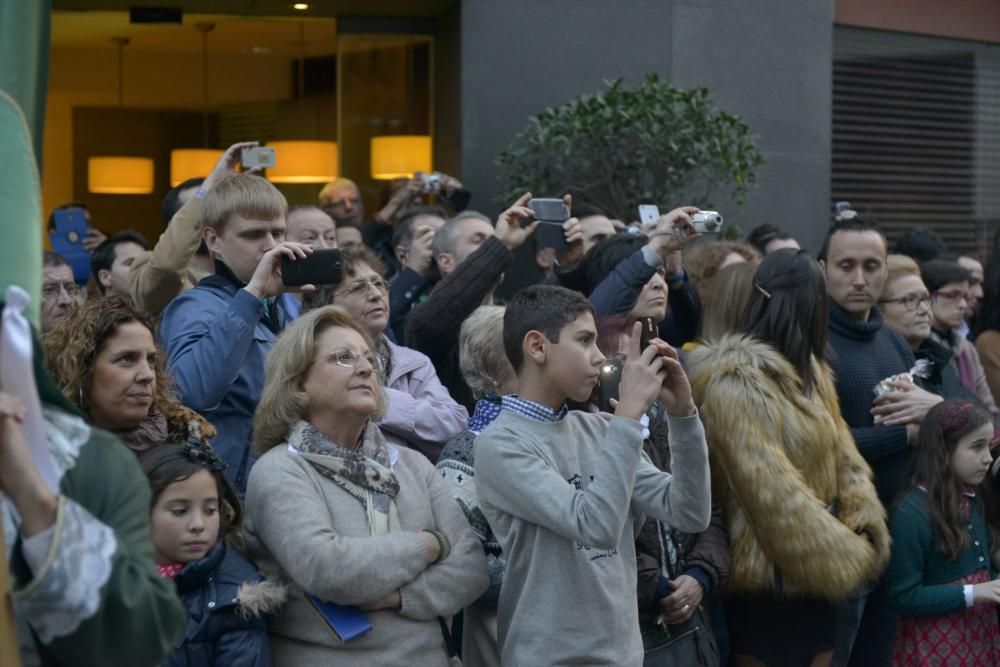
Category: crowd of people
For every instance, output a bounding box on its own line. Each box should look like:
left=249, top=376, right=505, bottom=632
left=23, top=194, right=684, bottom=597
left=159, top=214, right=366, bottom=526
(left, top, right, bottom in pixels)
left=6, top=139, right=1000, bottom=667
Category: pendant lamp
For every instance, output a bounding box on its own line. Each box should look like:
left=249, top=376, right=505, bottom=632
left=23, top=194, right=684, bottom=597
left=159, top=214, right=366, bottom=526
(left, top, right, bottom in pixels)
left=265, top=23, right=338, bottom=184
left=170, top=149, right=222, bottom=186
left=370, top=135, right=432, bottom=179
left=88, top=157, right=155, bottom=194
left=87, top=37, right=154, bottom=195
left=170, top=24, right=221, bottom=186
left=266, top=141, right=338, bottom=183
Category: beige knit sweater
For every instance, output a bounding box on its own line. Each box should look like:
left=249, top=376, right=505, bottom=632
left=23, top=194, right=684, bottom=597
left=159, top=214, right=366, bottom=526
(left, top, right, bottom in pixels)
left=244, top=424, right=488, bottom=667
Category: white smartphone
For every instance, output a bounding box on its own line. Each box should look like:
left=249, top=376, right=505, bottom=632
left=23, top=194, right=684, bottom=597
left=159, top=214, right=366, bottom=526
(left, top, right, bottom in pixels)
left=241, top=146, right=276, bottom=169
left=638, top=205, right=660, bottom=226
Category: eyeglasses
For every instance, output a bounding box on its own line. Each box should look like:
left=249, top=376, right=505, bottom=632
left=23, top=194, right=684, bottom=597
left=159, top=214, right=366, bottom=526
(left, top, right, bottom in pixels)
left=878, top=294, right=931, bottom=311
left=41, top=282, right=81, bottom=299
left=322, top=196, right=362, bottom=211
left=333, top=349, right=384, bottom=374
left=335, top=278, right=389, bottom=298
left=933, top=289, right=970, bottom=303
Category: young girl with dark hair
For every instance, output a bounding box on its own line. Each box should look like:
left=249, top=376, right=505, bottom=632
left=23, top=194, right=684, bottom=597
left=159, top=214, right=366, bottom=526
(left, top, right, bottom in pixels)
left=140, top=442, right=284, bottom=666
left=888, top=400, right=1000, bottom=665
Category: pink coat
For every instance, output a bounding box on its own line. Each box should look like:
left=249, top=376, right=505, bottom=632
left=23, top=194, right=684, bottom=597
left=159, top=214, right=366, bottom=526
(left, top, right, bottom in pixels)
left=379, top=337, right=469, bottom=462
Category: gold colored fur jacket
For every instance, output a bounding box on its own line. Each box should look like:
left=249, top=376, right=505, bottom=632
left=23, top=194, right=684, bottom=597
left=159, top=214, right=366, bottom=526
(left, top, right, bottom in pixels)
left=687, top=334, right=891, bottom=601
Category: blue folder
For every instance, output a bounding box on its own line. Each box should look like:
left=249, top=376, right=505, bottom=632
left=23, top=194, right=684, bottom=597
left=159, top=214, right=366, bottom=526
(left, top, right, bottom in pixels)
left=305, top=594, right=373, bottom=641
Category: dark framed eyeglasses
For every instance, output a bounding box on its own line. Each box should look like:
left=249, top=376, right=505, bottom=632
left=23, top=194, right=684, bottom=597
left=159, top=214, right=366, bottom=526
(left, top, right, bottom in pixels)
left=878, top=294, right=931, bottom=311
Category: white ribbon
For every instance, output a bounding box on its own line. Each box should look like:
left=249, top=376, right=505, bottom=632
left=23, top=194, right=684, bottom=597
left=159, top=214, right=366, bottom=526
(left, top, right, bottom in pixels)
left=0, top=286, right=58, bottom=494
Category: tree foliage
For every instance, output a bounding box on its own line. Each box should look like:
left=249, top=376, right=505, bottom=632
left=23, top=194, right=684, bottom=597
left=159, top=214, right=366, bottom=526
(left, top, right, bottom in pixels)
left=496, top=75, right=764, bottom=220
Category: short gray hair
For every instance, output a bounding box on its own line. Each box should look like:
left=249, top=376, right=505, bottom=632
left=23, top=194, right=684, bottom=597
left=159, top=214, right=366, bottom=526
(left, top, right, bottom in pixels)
left=432, top=210, right=492, bottom=259
left=459, top=305, right=514, bottom=399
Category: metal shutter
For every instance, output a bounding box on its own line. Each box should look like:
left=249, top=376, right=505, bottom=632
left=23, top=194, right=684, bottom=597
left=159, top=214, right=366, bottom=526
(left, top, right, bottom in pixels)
left=832, top=27, right=1000, bottom=259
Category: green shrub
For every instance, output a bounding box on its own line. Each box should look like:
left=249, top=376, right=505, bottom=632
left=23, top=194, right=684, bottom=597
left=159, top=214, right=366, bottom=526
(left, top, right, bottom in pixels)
left=496, top=74, right=764, bottom=221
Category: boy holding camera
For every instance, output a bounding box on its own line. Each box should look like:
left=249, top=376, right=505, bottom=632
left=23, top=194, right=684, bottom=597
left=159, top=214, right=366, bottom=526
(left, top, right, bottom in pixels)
left=475, top=284, right=711, bottom=665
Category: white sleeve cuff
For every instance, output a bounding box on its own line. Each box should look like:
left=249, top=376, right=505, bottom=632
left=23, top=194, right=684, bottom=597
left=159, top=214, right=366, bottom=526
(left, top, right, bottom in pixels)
left=641, top=245, right=663, bottom=268
left=964, top=584, right=974, bottom=608
left=21, top=523, right=56, bottom=576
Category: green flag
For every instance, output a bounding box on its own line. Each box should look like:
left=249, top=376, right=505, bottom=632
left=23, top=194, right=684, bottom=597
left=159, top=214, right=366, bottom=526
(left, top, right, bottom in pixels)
left=0, top=1, right=49, bottom=163
left=0, top=91, right=43, bottom=328
left=0, top=1, right=49, bottom=327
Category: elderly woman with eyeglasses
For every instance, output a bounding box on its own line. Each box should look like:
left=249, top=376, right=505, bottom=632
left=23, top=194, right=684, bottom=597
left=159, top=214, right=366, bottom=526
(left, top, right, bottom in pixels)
left=878, top=255, right=995, bottom=414
left=245, top=305, right=487, bottom=666
left=302, top=247, right=467, bottom=462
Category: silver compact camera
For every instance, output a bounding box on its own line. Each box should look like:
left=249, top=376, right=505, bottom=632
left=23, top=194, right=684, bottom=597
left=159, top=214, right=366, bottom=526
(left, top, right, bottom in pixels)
left=692, top=211, right=723, bottom=234
left=420, top=172, right=442, bottom=193
left=241, top=147, right=276, bottom=169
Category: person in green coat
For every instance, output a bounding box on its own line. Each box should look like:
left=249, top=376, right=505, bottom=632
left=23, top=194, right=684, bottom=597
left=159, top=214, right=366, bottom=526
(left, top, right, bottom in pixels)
left=0, top=86, right=185, bottom=666
left=2, top=323, right=187, bottom=666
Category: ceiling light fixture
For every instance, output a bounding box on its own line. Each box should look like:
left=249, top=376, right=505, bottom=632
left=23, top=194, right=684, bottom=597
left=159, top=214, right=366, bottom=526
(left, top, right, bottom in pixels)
left=266, top=22, right=338, bottom=183
left=292, top=3, right=309, bottom=10
left=371, top=135, right=432, bottom=179
left=171, top=23, right=222, bottom=186
left=88, top=37, right=155, bottom=195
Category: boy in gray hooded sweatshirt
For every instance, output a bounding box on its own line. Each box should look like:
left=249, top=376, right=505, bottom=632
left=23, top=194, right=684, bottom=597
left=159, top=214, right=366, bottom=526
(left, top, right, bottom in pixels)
left=475, top=285, right=711, bottom=666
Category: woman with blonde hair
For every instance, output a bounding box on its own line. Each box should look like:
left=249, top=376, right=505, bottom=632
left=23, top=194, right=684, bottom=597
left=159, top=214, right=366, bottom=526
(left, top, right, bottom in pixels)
left=683, top=240, right=760, bottom=307
left=245, top=305, right=487, bottom=666
left=436, top=305, right=516, bottom=667
left=699, top=261, right=758, bottom=344
left=44, top=294, right=213, bottom=452
left=302, top=246, right=467, bottom=462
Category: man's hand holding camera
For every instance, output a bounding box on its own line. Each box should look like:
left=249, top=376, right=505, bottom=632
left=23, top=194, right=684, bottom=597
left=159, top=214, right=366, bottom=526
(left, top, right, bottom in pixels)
left=496, top=193, right=541, bottom=251
left=205, top=141, right=264, bottom=191
left=403, top=225, right=436, bottom=277
left=244, top=242, right=315, bottom=300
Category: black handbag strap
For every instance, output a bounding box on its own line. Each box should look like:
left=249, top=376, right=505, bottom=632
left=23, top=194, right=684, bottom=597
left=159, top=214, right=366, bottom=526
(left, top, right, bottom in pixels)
left=438, top=616, right=459, bottom=659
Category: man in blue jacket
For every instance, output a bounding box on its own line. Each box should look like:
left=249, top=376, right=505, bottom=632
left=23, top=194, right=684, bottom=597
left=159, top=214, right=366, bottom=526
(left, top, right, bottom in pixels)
left=159, top=174, right=313, bottom=494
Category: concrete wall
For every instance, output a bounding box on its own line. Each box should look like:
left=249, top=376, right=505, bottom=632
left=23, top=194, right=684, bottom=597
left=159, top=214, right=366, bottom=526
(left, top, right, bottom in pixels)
left=457, top=0, right=835, bottom=257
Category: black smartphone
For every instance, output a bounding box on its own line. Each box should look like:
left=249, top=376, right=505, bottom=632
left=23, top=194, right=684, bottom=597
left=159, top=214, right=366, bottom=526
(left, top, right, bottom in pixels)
left=534, top=221, right=568, bottom=250
left=281, top=248, right=343, bottom=286
left=527, top=197, right=569, bottom=222
left=596, top=357, right=624, bottom=413
left=638, top=316, right=658, bottom=350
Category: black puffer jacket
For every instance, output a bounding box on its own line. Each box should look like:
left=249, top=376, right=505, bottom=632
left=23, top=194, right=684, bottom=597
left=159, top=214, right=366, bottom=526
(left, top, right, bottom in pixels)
left=164, top=541, right=285, bottom=667
left=635, top=411, right=730, bottom=629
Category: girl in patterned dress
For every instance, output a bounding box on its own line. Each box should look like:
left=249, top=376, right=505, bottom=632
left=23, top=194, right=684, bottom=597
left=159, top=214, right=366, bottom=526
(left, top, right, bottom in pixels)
left=888, top=400, right=1000, bottom=666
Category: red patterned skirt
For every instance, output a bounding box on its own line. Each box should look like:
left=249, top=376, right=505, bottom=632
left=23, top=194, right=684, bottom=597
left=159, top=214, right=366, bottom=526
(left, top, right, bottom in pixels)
left=892, top=569, right=1000, bottom=666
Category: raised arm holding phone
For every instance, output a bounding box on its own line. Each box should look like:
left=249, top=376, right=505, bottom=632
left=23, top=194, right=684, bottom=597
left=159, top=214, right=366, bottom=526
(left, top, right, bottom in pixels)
left=158, top=172, right=325, bottom=494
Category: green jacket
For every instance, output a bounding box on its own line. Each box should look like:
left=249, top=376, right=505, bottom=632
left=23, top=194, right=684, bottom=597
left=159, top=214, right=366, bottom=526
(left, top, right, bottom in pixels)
left=887, top=487, right=996, bottom=617
left=4, top=346, right=185, bottom=666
